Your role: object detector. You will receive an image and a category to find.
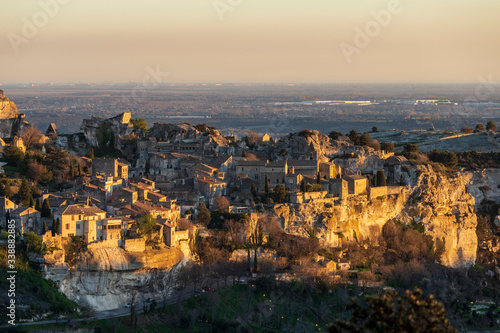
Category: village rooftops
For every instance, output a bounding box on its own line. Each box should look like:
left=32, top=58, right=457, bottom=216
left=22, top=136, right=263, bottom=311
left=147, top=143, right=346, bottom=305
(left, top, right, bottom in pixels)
left=344, top=174, right=366, bottom=180
left=56, top=204, right=106, bottom=216
left=236, top=160, right=267, bottom=166
left=11, top=207, right=38, bottom=216
left=266, top=160, right=287, bottom=168
left=197, top=177, right=225, bottom=185
left=288, top=160, right=318, bottom=167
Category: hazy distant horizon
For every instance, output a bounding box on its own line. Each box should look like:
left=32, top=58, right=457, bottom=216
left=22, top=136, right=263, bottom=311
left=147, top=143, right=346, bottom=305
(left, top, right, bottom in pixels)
left=1, top=1, right=499, bottom=84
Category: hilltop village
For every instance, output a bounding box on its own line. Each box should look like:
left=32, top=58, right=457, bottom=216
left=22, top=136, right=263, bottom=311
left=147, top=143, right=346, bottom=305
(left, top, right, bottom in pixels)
left=2, top=90, right=500, bottom=329
left=1, top=107, right=408, bottom=258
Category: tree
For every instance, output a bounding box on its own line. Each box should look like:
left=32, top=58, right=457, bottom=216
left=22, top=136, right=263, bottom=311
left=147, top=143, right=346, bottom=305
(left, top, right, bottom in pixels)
left=20, top=126, right=44, bottom=149
left=328, top=289, right=457, bottom=333
left=461, top=126, right=472, bottom=134
left=130, top=118, right=148, bottom=132
left=24, top=232, right=45, bottom=253
left=475, top=124, right=484, bottom=132
left=87, top=149, right=94, bottom=159
left=486, top=120, right=496, bottom=131
left=0, top=182, right=13, bottom=199
left=137, top=215, right=157, bottom=238
left=272, top=185, right=288, bottom=203
left=145, top=158, right=150, bottom=175
left=3, top=145, right=25, bottom=166
left=242, top=149, right=247, bottom=158
left=28, top=195, right=34, bottom=208
left=42, top=222, right=47, bottom=235
left=403, top=143, right=419, bottom=159
left=300, top=179, right=306, bottom=192
left=359, top=133, right=371, bottom=146
left=264, top=175, right=270, bottom=193
left=368, top=139, right=380, bottom=151
left=35, top=198, right=42, bottom=211
left=372, top=126, right=378, bottom=132
left=428, top=149, right=458, bottom=168
left=381, top=142, right=395, bottom=153
left=376, top=170, right=387, bottom=187
left=41, top=199, right=52, bottom=218
left=19, top=179, right=31, bottom=206
left=316, top=172, right=321, bottom=184
left=329, top=131, right=343, bottom=140
left=251, top=183, right=257, bottom=197
left=52, top=218, right=61, bottom=236
left=51, top=219, right=57, bottom=236
left=213, top=196, right=230, bottom=213
left=196, top=203, right=211, bottom=227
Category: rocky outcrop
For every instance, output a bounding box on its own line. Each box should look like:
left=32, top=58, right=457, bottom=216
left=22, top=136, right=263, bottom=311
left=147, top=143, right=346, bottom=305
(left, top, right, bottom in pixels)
left=0, top=90, right=30, bottom=138
left=44, top=247, right=184, bottom=311
left=81, top=113, right=133, bottom=148
left=273, top=130, right=348, bottom=162
left=465, top=168, right=500, bottom=209
left=0, top=90, right=19, bottom=119
left=276, top=165, right=478, bottom=268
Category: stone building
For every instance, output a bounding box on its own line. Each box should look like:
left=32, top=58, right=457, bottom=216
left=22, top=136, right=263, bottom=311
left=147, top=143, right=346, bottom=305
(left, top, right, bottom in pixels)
left=92, top=158, right=129, bottom=180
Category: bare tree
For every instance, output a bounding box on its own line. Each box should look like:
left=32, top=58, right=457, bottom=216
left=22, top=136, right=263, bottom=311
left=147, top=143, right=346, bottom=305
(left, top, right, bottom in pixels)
left=213, top=195, right=230, bottom=213
left=20, top=126, right=44, bottom=149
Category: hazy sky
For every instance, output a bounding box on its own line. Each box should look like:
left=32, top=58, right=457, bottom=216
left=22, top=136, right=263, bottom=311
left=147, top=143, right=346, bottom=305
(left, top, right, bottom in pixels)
left=1, top=0, right=499, bottom=83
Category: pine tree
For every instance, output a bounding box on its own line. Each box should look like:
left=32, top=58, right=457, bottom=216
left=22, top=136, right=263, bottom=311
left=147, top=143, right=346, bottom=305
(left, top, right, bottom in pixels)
left=251, top=183, right=257, bottom=197
left=19, top=179, right=31, bottom=206
left=265, top=175, right=269, bottom=193
left=316, top=172, right=321, bottom=184
left=77, top=164, right=82, bottom=177
left=28, top=195, right=34, bottom=208
left=41, top=199, right=52, bottom=218
left=42, top=222, right=47, bottom=235
left=88, top=149, right=95, bottom=159
left=145, top=159, right=150, bottom=174
left=4, top=182, right=13, bottom=199
left=376, top=170, right=387, bottom=187
left=35, top=198, right=42, bottom=211
left=373, top=173, right=378, bottom=188
left=55, top=218, right=61, bottom=235
left=300, top=179, right=306, bottom=192
left=51, top=219, right=56, bottom=236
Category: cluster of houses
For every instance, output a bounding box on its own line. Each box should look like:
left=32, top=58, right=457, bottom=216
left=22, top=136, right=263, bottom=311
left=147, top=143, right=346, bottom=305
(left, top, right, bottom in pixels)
left=0, top=115, right=409, bottom=257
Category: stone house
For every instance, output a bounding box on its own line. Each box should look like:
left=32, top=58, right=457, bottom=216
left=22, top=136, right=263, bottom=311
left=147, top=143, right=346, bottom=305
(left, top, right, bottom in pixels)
left=11, top=207, right=41, bottom=235
left=0, top=196, right=17, bottom=219
left=194, top=176, right=227, bottom=205
left=329, top=178, right=349, bottom=199
left=54, top=204, right=106, bottom=239
left=92, top=158, right=129, bottom=180
left=344, top=175, right=369, bottom=196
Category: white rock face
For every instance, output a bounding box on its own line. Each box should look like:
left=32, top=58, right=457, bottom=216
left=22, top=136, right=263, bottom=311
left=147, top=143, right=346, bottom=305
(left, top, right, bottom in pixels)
left=276, top=165, right=478, bottom=268
left=44, top=247, right=184, bottom=311
left=465, top=168, right=500, bottom=209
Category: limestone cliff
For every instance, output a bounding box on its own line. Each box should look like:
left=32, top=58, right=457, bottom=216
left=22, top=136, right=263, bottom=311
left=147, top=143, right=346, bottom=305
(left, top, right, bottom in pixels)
left=81, top=113, right=133, bottom=148
left=0, top=90, right=31, bottom=138
left=0, top=90, right=19, bottom=119
left=465, top=168, right=500, bottom=209
left=43, top=247, right=184, bottom=311
left=275, top=165, right=477, bottom=268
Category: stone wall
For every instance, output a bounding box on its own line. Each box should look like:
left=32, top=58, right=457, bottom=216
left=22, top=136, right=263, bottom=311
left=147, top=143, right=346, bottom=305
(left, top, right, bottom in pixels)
left=87, top=239, right=121, bottom=249
left=290, top=191, right=328, bottom=204
left=123, top=238, right=146, bottom=252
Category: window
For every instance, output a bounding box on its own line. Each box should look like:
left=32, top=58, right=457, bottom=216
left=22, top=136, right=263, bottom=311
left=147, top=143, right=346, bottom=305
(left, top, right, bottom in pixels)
left=76, top=224, right=80, bottom=230
left=72, top=215, right=75, bottom=221
left=66, top=224, right=70, bottom=230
